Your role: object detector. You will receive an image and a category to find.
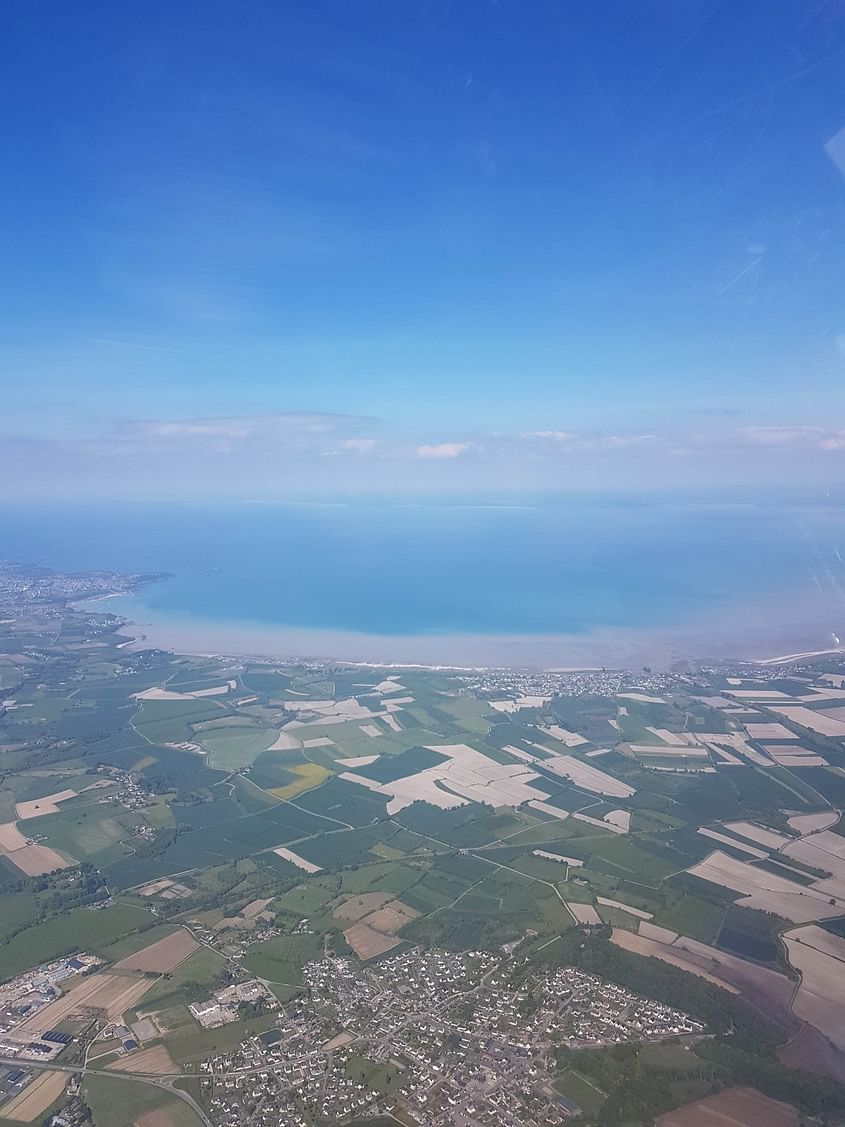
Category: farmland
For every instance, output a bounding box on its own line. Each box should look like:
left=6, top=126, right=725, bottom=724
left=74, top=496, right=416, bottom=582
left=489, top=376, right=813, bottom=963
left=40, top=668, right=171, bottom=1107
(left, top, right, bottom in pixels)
left=4, top=566, right=845, bottom=1124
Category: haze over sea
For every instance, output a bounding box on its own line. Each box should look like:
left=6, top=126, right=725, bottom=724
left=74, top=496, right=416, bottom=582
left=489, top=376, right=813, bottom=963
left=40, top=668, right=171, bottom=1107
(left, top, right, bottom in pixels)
left=4, top=494, right=845, bottom=669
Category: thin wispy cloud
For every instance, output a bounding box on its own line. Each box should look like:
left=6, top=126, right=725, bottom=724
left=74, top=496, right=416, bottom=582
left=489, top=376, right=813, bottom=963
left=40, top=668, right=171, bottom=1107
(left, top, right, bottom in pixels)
left=416, top=443, right=472, bottom=460
left=119, top=411, right=379, bottom=444
left=740, top=426, right=845, bottom=451
left=341, top=438, right=377, bottom=452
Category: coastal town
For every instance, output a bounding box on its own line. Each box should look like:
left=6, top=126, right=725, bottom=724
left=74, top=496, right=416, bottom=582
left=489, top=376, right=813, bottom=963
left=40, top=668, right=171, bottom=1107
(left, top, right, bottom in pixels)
left=201, top=949, right=703, bottom=1126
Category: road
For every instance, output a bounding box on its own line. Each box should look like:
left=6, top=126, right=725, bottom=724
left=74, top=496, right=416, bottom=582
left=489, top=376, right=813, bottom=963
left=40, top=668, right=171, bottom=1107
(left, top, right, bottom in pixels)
left=0, top=1055, right=213, bottom=1127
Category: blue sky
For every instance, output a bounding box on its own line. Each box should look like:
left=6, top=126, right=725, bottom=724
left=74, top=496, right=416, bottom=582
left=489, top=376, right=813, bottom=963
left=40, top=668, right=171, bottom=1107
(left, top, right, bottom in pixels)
left=3, top=0, right=845, bottom=497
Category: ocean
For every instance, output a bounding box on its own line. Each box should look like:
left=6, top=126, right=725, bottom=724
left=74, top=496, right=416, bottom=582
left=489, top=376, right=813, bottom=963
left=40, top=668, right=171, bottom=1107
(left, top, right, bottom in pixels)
left=3, top=496, right=844, bottom=667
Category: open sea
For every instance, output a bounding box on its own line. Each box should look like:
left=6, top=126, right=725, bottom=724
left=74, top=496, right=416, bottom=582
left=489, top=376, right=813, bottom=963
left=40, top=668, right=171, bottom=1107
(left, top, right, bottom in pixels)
left=3, top=496, right=845, bottom=667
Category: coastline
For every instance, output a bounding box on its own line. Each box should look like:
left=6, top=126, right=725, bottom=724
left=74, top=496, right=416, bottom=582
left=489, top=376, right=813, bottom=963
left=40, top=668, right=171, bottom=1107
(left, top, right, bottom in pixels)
left=83, top=588, right=845, bottom=672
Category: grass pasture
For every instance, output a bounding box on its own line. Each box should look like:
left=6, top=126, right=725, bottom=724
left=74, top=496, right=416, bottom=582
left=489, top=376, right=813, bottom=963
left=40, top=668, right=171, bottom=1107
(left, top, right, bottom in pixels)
left=0, top=902, right=154, bottom=981
left=82, top=1073, right=204, bottom=1127
left=195, top=723, right=279, bottom=771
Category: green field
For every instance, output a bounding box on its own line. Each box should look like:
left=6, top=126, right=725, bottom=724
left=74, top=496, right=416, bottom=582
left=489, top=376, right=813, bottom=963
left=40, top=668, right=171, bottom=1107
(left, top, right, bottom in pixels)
left=555, top=1068, right=606, bottom=1117
left=242, top=932, right=324, bottom=984
left=82, top=1072, right=204, bottom=1127
left=653, top=895, right=725, bottom=943
left=344, top=1053, right=405, bottom=1095
left=196, top=723, right=279, bottom=770
left=0, top=903, right=155, bottom=980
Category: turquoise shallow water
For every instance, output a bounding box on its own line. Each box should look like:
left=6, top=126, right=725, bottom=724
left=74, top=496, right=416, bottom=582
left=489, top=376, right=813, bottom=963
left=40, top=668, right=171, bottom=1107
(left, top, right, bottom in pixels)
left=2, top=497, right=843, bottom=645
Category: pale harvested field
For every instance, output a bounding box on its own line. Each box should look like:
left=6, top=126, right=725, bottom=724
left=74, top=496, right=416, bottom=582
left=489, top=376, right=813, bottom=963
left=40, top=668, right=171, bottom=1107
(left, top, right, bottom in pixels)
left=214, top=914, right=254, bottom=931
left=134, top=683, right=232, bottom=700
left=788, top=828, right=845, bottom=861
left=302, top=736, right=334, bottom=747
left=0, top=1070, right=69, bottom=1122
left=371, top=678, right=405, bottom=693
left=783, top=926, right=845, bottom=1050
left=138, top=878, right=174, bottom=896
left=507, top=746, right=539, bottom=763
left=339, top=771, right=384, bottom=793
left=345, top=743, right=548, bottom=815
left=107, top=1044, right=178, bottom=1074
left=726, top=689, right=790, bottom=700
left=533, top=849, right=571, bottom=864
left=541, top=754, right=635, bottom=798
left=359, top=724, right=381, bottom=737
left=723, top=821, right=791, bottom=849
left=744, top=722, right=797, bottom=740
left=366, top=899, right=419, bottom=934
left=801, top=687, right=845, bottom=700
left=770, top=706, right=845, bottom=737
left=540, top=725, right=588, bottom=747
left=382, top=713, right=401, bottom=732
left=322, top=1031, right=355, bottom=1052
left=15, top=789, right=77, bottom=819
left=567, top=902, right=601, bottom=925
left=708, top=746, right=743, bottom=765
left=336, top=755, right=379, bottom=767
left=784, top=922, right=845, bottom=961
left=632, top=745, right=709, bottom=758
left=651, top=765, right=716, bottom=774
left=7, top=843, right=72, bottom=876
left=380, top=766, right=466, bottom=811
left=697, top=828, right=767, bottom=858
left=267, top=730, right=301, bottom=751
left=540, top=852, right=583, bottom=868
left=490, top=695, right=551, bottom=712
left=787, top=811, right=840, bottom=834
left=571, top=811, right=626, bottom=835
left=701, top=733, right=771, bottom=765
left=0, top=822, right=28, bottom=850
left=645, top=727, right=689, bottom=745
left=242, top=897, right=273, bottom=919
left=821, top=706, right=845, bottom=721
left=284, top=697, right=379, bottom=722
left=333, top=893, right=390, bottom=922
left=686, top=850, right=845, bottom=923
left=344, top=923, right=400, bottom=959
left=639, top=921, right=679, bottom=944
left=771, top=753, right=828, bottom=767
left=273, top=846, right=321, bottom=872
left=762, top=743, right=824, bottom=758
left=17, top=972, right=153, bottom=1031
left=596, top=896, right=651, bottom=919
left=604, top=809, right=631, bottom=832
left=115, top=930, right=198, bottom=973
left=783, top=831, right=845, bottom=889
left=527, top=799, right=569, bottom=820
left=131, top=1016, right=159, bottom=1041
left=618, top=692, right=665, bottom=703
left=610, top=930, right=737, bottom=991
left=655, top=1087, right=799, bottom=1127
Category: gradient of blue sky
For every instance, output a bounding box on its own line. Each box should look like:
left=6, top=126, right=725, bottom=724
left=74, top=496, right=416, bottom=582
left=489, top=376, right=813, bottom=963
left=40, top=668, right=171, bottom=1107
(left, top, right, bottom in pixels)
left=3, top=0, right=845, bottom=496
